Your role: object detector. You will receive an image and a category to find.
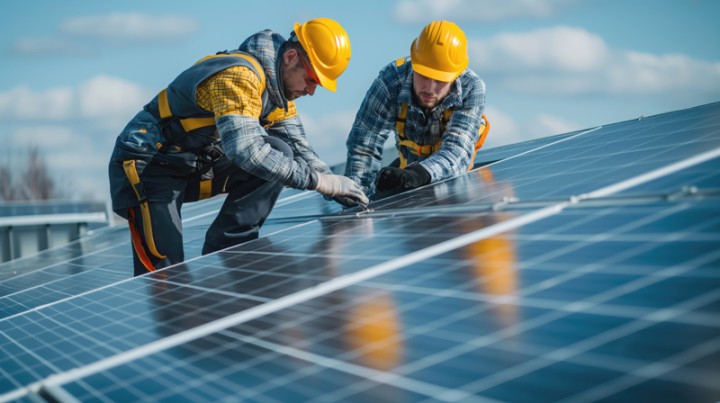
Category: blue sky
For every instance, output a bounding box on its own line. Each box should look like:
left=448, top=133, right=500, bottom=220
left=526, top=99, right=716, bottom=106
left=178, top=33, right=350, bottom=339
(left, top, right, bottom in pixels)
left=1, top=0, right=719, bottom=201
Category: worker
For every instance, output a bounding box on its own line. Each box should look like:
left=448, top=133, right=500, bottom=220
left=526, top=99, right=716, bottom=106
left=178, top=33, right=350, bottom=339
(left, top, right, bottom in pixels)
left=108, top=18, right=368, bottom=276
left=342, top=20, right=488, bottom=201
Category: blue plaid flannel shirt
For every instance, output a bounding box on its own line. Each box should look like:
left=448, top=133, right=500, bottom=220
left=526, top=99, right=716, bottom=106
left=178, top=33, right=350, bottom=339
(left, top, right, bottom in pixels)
left=344, top=57, right=486, bottom=194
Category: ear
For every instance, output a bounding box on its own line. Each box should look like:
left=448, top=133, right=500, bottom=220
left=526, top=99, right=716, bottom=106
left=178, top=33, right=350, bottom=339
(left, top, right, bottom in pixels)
left=283, top=48, right=299, bottom=66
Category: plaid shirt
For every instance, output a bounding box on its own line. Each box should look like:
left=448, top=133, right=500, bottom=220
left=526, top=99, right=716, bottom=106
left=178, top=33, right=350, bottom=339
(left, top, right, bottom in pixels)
left=110, top=31, right=330, bottom=211
left=344, top=57, right=486, bottom=194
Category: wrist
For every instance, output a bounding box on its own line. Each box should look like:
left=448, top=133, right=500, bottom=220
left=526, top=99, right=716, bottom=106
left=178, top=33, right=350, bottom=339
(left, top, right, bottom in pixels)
left=309, top=171, right=320, bottom=190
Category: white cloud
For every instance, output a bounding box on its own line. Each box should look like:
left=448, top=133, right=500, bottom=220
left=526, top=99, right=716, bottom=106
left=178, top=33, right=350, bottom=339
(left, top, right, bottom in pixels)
left=10, top=37, right=95, bottom=56
left=0, top=76, right=151, bottom=125
left=394, top=0, right=575, bottom=22
left=472, top=26, right=609, bottom=73
left=12, top=13, right=199, bottom=57
left=481, top=107, right=521, bottom=149
left=9, top=126, right=77, bottom=148
left=471, top=26, right=720, bottom=96
left=0, top=86, right=74, bottom=120
left=77, top=75, right=152, bottom=127
left=527, top=114, right=578, bottom=137
left=482, top=107, right=580, bottom=150
left=60, top=13, right=200, bottom=42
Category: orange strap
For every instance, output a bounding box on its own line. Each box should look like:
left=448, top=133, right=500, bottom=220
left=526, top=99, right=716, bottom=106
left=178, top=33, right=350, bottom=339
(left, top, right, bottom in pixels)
left=127, top=209, right=156, bottom=273
left=122, top=160, right=166, bottom=259
left=467, top=114, right=490, bottom=171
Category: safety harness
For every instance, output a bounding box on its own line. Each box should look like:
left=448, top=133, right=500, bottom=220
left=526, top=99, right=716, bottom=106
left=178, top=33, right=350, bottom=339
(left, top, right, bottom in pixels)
left=123, top=160, right=165, bottom=272
left=393, top=58, right=490, bottom=170
left=156, top=53, right=266, bottom=138
left=122, top=53, right=268, bottom=271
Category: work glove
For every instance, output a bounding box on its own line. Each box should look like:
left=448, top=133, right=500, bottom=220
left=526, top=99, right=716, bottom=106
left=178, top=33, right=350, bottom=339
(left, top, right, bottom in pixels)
left=315, top=173, right=369, bottom=207
left=375, top=164, right=431, bottom=193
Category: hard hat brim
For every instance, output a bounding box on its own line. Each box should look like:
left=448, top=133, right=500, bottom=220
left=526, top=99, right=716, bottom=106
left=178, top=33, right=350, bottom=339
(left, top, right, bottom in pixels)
left=411, top=62, right=462, bottom=83
left=315, top=73, right=337, bottom=92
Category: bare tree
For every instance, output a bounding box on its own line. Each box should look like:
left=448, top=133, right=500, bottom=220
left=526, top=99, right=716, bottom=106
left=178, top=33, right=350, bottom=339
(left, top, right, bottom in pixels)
left=0, top=164, right=16, bottom=201
left=0, top=146, right=66, bottom=202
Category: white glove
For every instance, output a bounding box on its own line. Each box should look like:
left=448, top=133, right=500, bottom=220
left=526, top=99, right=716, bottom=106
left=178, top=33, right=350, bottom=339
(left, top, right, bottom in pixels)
left=315, top=173, right=369, bottom=206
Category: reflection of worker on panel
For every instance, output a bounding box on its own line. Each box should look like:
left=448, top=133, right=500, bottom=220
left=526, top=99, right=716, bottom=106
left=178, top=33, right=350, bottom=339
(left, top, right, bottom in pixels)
left=318, top=218, right=405, bottom=372
left=436, top=167, right=519, bottom=329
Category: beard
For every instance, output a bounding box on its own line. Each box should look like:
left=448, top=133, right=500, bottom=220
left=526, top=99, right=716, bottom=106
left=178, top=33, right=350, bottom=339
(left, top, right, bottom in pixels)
left=283, top=61, right=305, bottom=100
left=416, top=92, right=439, bottom=108
left=284, top=88, right=297, bottom=100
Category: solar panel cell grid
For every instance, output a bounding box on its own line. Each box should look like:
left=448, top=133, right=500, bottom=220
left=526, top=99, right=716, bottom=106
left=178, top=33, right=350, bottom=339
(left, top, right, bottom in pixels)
left=0, top=101, right=718, bottom=402
left=44, top=194, right=720, bottom=402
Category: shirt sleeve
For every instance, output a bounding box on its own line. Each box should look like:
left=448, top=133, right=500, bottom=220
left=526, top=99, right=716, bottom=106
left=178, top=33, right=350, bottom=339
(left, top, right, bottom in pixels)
left=344, top=73, right=397, bottom=194
left=197, top=66, right=317, bottom=189
left=265, top=111, right=333, bottom=175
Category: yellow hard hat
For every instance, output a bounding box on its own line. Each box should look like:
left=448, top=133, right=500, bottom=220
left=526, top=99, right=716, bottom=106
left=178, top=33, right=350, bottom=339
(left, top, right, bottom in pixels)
left=293, top=18, right=351, bottom=92
left=410, top=20, right=469, bottom=82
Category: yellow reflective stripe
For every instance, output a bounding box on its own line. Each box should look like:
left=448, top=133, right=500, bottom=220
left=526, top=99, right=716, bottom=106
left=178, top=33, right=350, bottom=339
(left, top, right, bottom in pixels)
left=194, top=53, right=266, bottom=93
left=395, top=102, right=492, bottom=171
left=161, top=54, right=267, bottom=128
left=158, top=89, right=172, bottom=119
left=122, top=160, right=166, bottom=260
left=396, top=103, right=409, bottom=166
left=199, top=179, right=212, bottom=200
left=180, top=116, right=216, bottom=132
left=123, top=160, right=143, bottom=200
left=138, top=203, right=165, bottom=259
left=399, top=155, right=408, bottom=169
left=396, top=103, right=408, bottom=139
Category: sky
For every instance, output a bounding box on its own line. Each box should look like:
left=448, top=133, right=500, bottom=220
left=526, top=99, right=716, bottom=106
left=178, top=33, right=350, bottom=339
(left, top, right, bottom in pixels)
left=1, top=0, right=719, bottom=202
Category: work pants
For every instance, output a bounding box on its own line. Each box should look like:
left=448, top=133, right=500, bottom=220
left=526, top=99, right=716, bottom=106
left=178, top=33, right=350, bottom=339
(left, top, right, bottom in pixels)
left=126, top=136, right=291, bottom=276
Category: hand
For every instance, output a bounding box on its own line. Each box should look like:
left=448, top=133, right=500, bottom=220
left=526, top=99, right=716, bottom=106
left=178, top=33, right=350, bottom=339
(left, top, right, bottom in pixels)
left=375, top=164, right=431, bottom=193
left=315, top=173, right=369, bottom=206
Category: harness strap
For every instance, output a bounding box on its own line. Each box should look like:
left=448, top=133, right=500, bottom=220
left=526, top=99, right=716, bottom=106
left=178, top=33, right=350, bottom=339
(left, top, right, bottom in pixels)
left=395, top=103, right=407, bottom=141
left=467, top=114, right=490, bottom=170
left=127, top=209, right=156, bottom=273
left=122, top=160, right=166, bottom=260
left=395, top=102, right=447, bottom=168
left=395, top=101, right=490, bottom=171
left=157, top=53, right=267, bottom=133
left=194, top=53, right=266, bottom=90
left=199, top=179, right=213, bottom=200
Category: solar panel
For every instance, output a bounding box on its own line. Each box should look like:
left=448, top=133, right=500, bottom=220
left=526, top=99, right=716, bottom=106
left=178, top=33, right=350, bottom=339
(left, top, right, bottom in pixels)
left=0, top=101, right=718, bottom=402
left=0, top=188, right=326, bottom=321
